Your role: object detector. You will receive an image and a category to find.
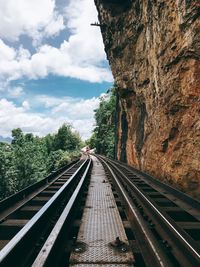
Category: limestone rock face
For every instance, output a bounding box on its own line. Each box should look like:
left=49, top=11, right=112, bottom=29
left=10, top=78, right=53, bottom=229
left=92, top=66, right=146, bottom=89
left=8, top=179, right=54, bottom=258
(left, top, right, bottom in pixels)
left=95, top=0, right=200, bottom=198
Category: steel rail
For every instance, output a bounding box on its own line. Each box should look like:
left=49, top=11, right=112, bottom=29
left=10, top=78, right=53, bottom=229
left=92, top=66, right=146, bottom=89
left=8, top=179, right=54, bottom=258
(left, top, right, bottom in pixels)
left=98, top=155, right=200, bottom=267
left=0, top=157, right=89, bottom=266
left=32, top=158, right=92, bottom=267
left=0, top=158, right=80, bottom=221
left=111, top=160, right=200, bottom=248
left=98, top=155, right=172, bottom=267
left=112, top=157, right=200, bottom=211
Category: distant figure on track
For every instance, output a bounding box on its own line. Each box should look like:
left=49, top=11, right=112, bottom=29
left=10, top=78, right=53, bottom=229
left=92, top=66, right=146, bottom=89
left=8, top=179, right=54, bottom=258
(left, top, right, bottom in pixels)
left=86, top=146, right=90, bottom=155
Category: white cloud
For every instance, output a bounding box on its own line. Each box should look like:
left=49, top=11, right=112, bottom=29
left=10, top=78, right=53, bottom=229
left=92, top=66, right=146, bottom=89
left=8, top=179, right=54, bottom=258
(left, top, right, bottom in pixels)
left=52, top=97, right=99, bottom=119
left=35, top=95, right=64, bottom=108
left=34, top=95, right=100, bottom=120
left=0, top=39, right=16, bottom=61
left=0, top=0, right=64, bottom=43
left=0, top=0, right=111, bottom=139
left=0, top=96, right=100, bottom=140
left=16, top=46, right=31, bottom=61
left=64, top=0, right=106, bottom=65
left=22, top=100, right=30, bottom=110
left=0, top=41, right=112, bottom=83
left=0, top=0, right=112, bottom=83
left=44, top=14, right=65, bottom=37
left=8, top=86, right=24, bottom=98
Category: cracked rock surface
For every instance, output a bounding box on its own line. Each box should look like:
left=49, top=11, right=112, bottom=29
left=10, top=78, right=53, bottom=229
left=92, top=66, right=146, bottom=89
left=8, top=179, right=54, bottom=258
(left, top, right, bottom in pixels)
left=95, top=0, right=200, bottom=198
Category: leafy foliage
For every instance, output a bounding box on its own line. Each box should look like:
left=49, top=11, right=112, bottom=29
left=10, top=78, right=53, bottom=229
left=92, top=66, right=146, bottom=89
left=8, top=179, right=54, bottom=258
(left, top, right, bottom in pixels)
left=87, top=86, right=116, bottom=158
left=0, top=123, right=82, bottom=200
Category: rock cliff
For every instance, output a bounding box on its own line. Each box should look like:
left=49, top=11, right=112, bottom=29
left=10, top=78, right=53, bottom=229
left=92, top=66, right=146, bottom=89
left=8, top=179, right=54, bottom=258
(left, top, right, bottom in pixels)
left=94, top=0, right=200, bottom=198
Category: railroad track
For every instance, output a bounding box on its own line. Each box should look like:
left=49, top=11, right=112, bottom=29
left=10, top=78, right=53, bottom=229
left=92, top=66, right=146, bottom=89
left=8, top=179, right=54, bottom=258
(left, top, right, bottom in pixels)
left=0, top=156, right=92, bottom=266
left=97, top=155, right=200, bottom=267
left=0, top=154, right=199, bottom=267
left=0, top=158, right=81, bottom=222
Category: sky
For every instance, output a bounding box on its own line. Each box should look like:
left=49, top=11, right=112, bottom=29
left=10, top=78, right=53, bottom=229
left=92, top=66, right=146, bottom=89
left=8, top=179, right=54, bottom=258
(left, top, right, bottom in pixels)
left=0, top=0, right=113, bottom=140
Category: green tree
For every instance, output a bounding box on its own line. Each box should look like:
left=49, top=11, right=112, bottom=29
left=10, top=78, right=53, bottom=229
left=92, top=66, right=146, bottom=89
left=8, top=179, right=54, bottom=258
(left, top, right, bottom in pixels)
left=43, top=134, right=54, bottom=154
left=0, top=144, right=13, bottom=198
left=0, top=123, right=83, bottom=200
left=87, top=86, right=116, bottom=158
left=54, top=123, right=82, bottom=151
left=11, top=128, right=23, bottom=145
left=47, top=149, right=65, bottom=172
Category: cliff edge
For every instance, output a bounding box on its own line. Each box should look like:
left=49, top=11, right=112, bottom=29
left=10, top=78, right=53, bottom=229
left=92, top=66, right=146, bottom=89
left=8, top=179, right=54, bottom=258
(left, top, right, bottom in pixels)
left=95, top=0, right=200, bottom=198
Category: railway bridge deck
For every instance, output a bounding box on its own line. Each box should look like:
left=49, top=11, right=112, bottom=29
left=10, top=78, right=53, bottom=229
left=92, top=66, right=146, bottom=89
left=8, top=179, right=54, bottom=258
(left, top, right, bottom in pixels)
left=69, top=155, right=134, bottom=266
left=0, top=155, right=199, bottom=267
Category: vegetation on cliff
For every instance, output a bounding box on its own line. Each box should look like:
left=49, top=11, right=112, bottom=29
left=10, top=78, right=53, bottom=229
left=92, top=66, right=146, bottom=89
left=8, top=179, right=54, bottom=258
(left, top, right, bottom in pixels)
left=0, top=124, right=82, bottom=200
left=87, top=87, right=116, bottom=158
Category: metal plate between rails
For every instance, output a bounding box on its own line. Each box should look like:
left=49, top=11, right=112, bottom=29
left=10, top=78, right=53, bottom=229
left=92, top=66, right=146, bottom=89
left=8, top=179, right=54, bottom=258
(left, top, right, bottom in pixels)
left=69, top=156, right=134, bottom=266
left=72, top=265, right=133, bottom=267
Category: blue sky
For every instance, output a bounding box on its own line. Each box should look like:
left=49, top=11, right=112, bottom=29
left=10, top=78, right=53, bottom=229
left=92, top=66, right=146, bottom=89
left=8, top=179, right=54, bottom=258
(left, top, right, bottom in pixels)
left=0, top=0, right=113, bottom=140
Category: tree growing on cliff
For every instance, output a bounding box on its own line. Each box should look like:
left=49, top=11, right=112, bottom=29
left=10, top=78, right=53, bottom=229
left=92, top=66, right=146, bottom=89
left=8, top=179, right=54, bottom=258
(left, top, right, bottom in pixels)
left=88, top=86, right=116, bottom=158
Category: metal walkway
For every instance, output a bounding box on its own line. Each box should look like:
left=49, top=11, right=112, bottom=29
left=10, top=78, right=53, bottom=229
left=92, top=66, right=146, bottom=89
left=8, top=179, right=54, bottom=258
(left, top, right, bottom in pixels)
left=69, top=156, right=134, bottom=266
